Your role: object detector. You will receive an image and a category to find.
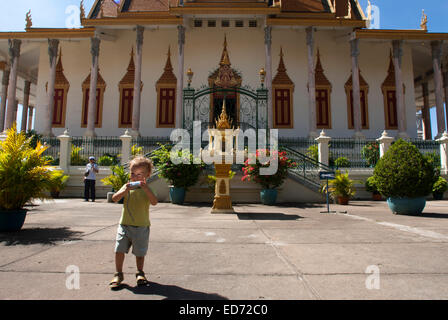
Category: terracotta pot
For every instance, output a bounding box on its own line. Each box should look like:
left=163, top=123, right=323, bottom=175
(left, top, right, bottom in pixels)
left=337, top=196, right=349, bottom=205
left=372, top=193, right=382, bottom=201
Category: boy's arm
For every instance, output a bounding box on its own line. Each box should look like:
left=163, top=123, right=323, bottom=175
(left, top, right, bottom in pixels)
left=112, top=184, right=129, bottom=203
left=141, top=182, right=158, bottom=206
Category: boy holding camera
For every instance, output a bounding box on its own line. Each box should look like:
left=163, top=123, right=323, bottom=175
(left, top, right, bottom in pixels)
left=109, top=156, right=158, bottom=289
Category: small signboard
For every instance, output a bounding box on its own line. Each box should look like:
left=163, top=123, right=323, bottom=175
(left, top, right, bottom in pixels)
left=319, top=171, right=335, bottom=180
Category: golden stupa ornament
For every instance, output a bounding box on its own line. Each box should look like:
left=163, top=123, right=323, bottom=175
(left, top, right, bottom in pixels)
left=25, top=10, right=32, bottom=29
left=420, top=9, right=428, bottom=31
left=215, top=100, right=232, bottom=130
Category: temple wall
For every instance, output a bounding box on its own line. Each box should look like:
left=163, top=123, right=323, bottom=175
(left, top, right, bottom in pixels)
left=34, top=27, right=417, bottom=139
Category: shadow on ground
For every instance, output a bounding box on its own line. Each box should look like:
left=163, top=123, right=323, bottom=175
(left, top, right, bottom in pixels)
left=118, top=282, right=228, bottom=300
left=237, top=212, right=302, bottom=220
left=0, top=227, right=84, bottom=245
left=420, top=212, right=448, bottom=219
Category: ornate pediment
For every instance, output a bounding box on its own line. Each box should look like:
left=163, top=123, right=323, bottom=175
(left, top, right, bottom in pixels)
left=208, top=36, right=241, bottom=88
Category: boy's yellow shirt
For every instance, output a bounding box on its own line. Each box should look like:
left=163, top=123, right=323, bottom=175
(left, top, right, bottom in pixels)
left=118, top=184, right=150, bottom=227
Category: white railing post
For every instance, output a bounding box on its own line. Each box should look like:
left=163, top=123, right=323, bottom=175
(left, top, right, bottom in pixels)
left=57, top=129, right=71, bottom=172
left=120, top=129, right=132, bottom=166
left=437, top=131, right=448, bottom=175
left=315, top=130, right=331, bottom=168
left=377, top=130, right=394, bottom=158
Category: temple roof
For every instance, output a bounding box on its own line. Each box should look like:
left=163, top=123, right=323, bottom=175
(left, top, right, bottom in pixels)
left=273, top=47, right=294, bottom=86
left=88, top=0, right=364, bottom=20
left=156, top=46, right=177, bottom=85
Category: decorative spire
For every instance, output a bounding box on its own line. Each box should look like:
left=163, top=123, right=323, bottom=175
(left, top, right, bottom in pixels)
left=273, top=47, right=293, bottom=86
left=420, top=9, right=428, bottom=31
left=157, top=46, right=177, bottom=85
left=220, top=35, right=231, bottom=66
left=80, top=0, right=86, bottom=20
left=215, top=100, right=232, bottom=130
left=314, top=49, right=331, bottom=87
left=25, top=10, right=32, bottom=29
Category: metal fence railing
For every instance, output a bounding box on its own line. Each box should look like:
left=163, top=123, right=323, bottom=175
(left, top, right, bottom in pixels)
left=278, top=137, right=318, bottom=155
left=40, top=137, right=60, bottom=165
left=329, top=138, right=378, bottom=169
left=132, top=136, right=171, bottom=155
left=409, top=139, right=440, bottom=156
left=70, top=136, right=122, bottom=166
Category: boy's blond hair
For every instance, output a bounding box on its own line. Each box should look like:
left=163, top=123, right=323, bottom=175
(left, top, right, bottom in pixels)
left=130, top=156, right=153, bottom=174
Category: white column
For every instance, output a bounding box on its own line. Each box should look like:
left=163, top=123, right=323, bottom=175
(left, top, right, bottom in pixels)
left=392, top=40, right=407, bottom=139
left=306, top=27, right=318, bottom=138
left=57, top=129, right=71, bottom=172
left=350, top=38, right=364, bottom=139
left=20, top=80, right=31, bottom=132
left=377, top=130, right=394, bottom=158
left=43, top=39, right=59, bottom=137
left=120, top=129, right=133, bottom=165
left=5, top=39, right=21, bottom=131
left=437, top=131, right=448, bottom=175
left=85, top=37, right=100, bottom=137
left=432, top=40, right=445, bottom=138
left=264, top=25, right=273, bottom=129
left=315, top=130, right=331, bottom=168
left=176, top=25, right=185, bottom=129
left=0, top=67, right=10, bottom=132
left=131, top=25, right=144, bottom=137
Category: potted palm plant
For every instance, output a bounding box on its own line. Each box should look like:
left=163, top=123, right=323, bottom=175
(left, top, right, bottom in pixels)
left=0, top=126, right=53, bottom=231
left=48, top=169, right=70, bottom=198
left=327, top=170, right=356, bottom=205
left=373, top=139, right=437, bottom=215
left=101, top=165, right=129, bottom=203
left=151, top=144, right=204, bottom=205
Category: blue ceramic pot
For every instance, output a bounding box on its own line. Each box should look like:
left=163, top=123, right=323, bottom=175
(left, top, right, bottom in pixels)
left=0, top=209, right=28, bottom=232
left=260, top=189, right=278, bottom=205
left=387, top=197, right=426, bottom=215
left=170, top=187, right=186, bottom=205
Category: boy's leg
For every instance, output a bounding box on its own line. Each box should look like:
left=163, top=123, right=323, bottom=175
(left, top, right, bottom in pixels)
left=136, top=256, right=145, bottom=272
left=115, top=252, right=125, bottom=273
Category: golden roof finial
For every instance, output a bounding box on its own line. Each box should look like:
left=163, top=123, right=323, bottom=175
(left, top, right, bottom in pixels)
left=421, top=9, right=428, bottom=31
left=215, top=100, right=232, bottom=130
left=220, top=35, right=231, bottom=66
left=25, top=10, right=32, bottom=29
left=80, top=0, right=86, bottom=20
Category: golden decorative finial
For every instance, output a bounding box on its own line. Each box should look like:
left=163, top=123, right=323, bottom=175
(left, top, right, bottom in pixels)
left=421, top=9, right=428, bottom=31
left=80, top=0, right=86, bottom=20
left=220, top=35, right=231, bottom=66
left=215, top=100, right=232, bottom=130
left=25, top=10, right=32, bottom=29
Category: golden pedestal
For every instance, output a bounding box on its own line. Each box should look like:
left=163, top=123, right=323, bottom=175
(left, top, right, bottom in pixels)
left=211, top=163, right=234, bottom=214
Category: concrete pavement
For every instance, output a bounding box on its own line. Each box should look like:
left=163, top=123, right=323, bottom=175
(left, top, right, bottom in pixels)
left=1, top=199, right=448, bottom=300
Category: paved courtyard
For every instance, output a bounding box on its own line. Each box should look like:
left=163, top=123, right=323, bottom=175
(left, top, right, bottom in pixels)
left=1, top=198, right=448, bottom=300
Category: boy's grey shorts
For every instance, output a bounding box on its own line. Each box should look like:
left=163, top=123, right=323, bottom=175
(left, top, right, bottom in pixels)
left=115, top=224, right=150, bottom=257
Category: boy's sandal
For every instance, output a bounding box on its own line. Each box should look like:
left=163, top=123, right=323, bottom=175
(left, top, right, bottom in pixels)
left=109, top=272, right=124, bottom=289
left=136, top=271, right=149, bottom=286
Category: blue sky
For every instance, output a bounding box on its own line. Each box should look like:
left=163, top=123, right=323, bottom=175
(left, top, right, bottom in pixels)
left=0, top=0, right=447, bottom=136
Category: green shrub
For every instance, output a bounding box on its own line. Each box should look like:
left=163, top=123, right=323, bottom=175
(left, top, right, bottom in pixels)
left=365, top=176, right=379, bottom=194
left=98, top=154, right=119, bottom=166
left=373, top=139, right=437, bottom=198
left=71, top=145, right=88, bottom=166
left=306, top=145, right=319, bottom=162
left=48, top=170, right=69, bottom=193
left=361, top=142, right=380, bottom=167
left=433, top=176, right=448, bottom=194
left=101, top=165, right=129, bottom=192
left=334, top=157, right=350, bottom=168
left=150, top=144, right=204, bottom=190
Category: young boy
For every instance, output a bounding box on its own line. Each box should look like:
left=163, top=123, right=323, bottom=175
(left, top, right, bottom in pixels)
left=109, top=157, right=158, bottom=290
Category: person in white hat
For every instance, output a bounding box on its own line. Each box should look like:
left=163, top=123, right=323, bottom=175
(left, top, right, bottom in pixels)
left=84, top=156, right=99, bottom=202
